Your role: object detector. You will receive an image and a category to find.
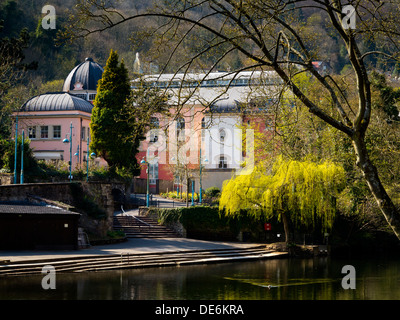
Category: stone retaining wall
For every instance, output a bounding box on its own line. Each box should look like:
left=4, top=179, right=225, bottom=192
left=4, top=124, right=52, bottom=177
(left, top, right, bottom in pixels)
left=0, top=173, right=13, bottom=185
left=0, top=181, right=126, bottom=237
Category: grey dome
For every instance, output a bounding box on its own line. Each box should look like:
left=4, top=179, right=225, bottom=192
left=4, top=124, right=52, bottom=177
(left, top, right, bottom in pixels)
left=63, top=57, right=104, bottom=92
left=209, top=99, right=242, bottom=113
left=20, top=92, right=94, bottom=113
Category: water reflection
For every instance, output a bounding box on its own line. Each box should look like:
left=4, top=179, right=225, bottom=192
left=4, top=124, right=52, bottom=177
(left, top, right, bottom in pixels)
left=0, top=258, right=399, bottom=300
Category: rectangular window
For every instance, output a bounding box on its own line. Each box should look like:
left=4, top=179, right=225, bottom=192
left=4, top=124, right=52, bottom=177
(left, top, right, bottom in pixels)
left=75, top=94, right=86, bottom=100
left=89, top=94, right=96, bottom=101
left=28, top=126, right=36, bottom=139
left=177, top=118, right=185, bottom=142
left=53, top=125, right=61, bottom=139
left=40, top=126, right=48, bottom=139
left=219, top=156, right=227, bottom=169
left=149, top=162, right=159, bottom=184
left=149, top=117, right=159, bottom=143
left=87, top=127, right=90, bottom=142
left=81, top=127, right=86, bottom=141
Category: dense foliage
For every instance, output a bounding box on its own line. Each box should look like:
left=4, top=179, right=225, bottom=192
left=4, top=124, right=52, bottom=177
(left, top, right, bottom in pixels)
left=219, top=156, right=346, bottom=242
left=2, top=0, right=400, bottom=245
left=0, top=137, right=38, bottom=178
left=154, top=206, right=264, bottom=241
left=90, top=49, right=139, bottom=174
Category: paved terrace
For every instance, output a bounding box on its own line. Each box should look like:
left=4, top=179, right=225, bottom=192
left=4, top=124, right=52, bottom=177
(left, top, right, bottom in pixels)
left=0, top=237, right=275, bottom=264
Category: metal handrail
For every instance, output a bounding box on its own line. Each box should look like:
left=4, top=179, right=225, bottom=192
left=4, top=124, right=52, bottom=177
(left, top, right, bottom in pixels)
left=120, top=206, right=152, bottom=230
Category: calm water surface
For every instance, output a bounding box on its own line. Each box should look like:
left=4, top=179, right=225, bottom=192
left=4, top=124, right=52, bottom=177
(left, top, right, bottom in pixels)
left=1, top=257, right=399, bottom=300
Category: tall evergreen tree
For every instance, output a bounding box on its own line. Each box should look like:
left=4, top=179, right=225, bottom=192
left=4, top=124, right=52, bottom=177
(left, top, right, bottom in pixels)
left=90, top=49, right=138, bottom=173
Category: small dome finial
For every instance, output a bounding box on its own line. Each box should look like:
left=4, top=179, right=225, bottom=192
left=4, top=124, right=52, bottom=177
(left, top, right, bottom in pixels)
left=133, top=52, right=143, bottom=75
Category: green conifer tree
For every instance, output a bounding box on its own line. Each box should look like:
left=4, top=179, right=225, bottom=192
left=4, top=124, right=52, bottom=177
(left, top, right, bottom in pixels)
left=90, top=49, right=138, bottom=173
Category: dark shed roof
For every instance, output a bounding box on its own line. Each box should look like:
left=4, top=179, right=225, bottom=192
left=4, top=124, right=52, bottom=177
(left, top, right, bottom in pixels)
left=20, top=92, right=93, bottom=113
left=63, top=57, right=104, bottom=92
left=0, top=202, right=79, bottom=215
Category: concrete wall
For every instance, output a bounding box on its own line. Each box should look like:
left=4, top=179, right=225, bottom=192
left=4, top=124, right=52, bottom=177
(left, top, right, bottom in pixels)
left=132, top=178, right=174, bottom=194
left=0, top=173, right=13, bottom=185
left=197, top=169, right=234, bottom=191
left=0, top=182, right=74, bottom=203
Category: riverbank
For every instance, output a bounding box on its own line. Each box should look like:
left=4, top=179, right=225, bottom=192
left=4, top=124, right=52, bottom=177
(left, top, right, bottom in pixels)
left=0, top=238, right=288, bottom=275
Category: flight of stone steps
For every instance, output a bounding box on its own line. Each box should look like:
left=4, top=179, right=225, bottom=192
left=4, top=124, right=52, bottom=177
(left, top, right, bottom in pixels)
left=0, top=246, right=287, bottom=276
left=113, top=215, right=180, bottom=238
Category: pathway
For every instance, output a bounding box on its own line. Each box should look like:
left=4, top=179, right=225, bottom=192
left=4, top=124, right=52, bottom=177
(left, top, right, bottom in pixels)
left=129, top=193, right=198, bottom=208
left=0, top=238, right=287, bottom=275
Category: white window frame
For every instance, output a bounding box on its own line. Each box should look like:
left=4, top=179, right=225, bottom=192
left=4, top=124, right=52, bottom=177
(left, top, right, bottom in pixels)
left=28, top=126, right=36, bottom=139
left=218, top=156, right=228, bottom=169
left=40, top=126, right=49, bottom=139
left=81, top=126, right=86, bottom=141
left=53, top=125, right=61, bottom=139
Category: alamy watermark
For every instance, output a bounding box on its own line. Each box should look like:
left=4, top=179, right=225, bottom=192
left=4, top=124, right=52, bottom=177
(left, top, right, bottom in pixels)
left=41, top=265, right=56, bottom=290
left=146, top=126, right=254, bottom=175
left=42, top=5, right=56, bottom=30
left=342, top=4, right=356, bottom=30
left=341, top=265, right=356, bottom=289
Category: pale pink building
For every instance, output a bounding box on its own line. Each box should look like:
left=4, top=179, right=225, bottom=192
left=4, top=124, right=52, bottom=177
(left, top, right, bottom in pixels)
left=15, top=92, right=94, bottom=168
left=13, top=58, right=279, bottom=191
left=133, top=71, right=280, bottom=192
left=13, top=57, right=105, bottom=170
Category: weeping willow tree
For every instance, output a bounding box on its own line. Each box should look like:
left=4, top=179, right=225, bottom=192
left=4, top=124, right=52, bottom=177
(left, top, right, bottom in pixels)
left=219, top=156, right=346, bottom=244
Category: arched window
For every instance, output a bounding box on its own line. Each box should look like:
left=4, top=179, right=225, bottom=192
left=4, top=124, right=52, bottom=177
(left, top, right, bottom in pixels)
left=149, top=161, right=159, bottom=184
left=150, top=117, right=159, bottom=142
left=219, top=129, right=226, bottom=143
left=150, top=117, right=159, bottom=128
left=176, top=117, right=185, bottom=141
left=201, top=117, right=206, bottom=140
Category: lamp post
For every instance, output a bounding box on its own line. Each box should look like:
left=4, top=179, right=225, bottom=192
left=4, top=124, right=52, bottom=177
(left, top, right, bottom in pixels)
left=86, top=136, right=96, bottom=182
left=171, top=156, right=181, bottom=198
left=140, top=154, right=150, bottom=207
left=191, top=179, right=194, bottom=206
left=63, top=122, right=73, bottom=182
left=86, top=137, right=89, bottom=181
left=74, top=145, right=79, bottom=163
left=13, top=116, right=18, bottom=184
left=178, top=175, right=181, bottom=198
left=199, top=148, right=208, bottom=204
left=20, top=130, right=24, bottom=184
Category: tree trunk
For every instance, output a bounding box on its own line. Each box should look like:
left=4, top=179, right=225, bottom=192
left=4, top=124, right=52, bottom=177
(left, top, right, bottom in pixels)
left=281, top=211, right=292, bottom=245
left=352, top=136, right=400, bottom=240
left=186, top=178, right=189, bottom=208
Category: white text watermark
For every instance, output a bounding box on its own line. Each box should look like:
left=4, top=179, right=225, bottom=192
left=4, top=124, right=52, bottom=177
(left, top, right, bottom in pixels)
left=42, top=5, right=56, bottom=30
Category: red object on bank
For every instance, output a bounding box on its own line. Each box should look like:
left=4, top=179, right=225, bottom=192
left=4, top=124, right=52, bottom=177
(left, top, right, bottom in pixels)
left=264, top=223, right=271, bottom=231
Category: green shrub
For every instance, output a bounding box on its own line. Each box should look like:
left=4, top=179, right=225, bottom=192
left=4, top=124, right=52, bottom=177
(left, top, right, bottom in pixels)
left=205, top=186, right=220, bottom=198
left=156, top=206, right=239, bottom=240
left=0, top=137, right=38, bottom=178
left=160, top=191, right=199, bottom=201
left=69, top=183, right=107, bottom=219
left=107, top=230, right=126, bottom=238
left=155, top=206, right=268, bottom=241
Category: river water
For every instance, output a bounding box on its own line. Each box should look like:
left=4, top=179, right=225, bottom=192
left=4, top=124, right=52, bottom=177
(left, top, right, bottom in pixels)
left=0, top=257, right=399, bottom=300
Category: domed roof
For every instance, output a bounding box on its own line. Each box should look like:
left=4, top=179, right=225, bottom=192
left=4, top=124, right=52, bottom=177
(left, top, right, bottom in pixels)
left=20, top=92, right=94, bottom=113
left=63, top=57, right=104, bottom=92
left=208, top=99, right=242, bottom=113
